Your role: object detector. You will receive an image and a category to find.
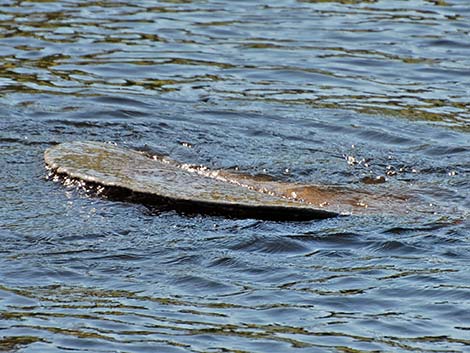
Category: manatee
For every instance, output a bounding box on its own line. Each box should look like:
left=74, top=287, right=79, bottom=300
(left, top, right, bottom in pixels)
left=44, top=141, right=410, bottom=220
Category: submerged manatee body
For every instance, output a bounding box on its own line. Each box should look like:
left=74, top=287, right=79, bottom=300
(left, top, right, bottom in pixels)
left=191, top=166, right=410, bottom=216
left=44, top=141, right=412, bottom=220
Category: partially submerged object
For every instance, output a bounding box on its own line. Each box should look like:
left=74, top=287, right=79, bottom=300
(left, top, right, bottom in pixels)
left=45, top=141, right=410, bottom=220
left=45, top=141, right=341, bottom=220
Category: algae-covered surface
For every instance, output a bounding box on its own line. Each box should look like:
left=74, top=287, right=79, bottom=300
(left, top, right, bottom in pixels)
left=45, top=141, right=338, bottom=220
left=45, top=141, right=415, bottom=219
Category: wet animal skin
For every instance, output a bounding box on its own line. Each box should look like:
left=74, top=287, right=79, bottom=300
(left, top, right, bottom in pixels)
left=45, top=141, right=411, bottom=220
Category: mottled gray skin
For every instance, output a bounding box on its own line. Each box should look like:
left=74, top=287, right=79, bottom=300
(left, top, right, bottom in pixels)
left=45, top=141, right=341, bottom=220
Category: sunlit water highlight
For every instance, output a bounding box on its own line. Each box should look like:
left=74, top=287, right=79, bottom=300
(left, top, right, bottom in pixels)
left=1, top=1, right=469, bottom=352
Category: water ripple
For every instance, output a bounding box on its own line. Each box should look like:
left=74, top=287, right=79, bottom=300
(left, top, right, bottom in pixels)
left=1, top=1, right=470, bottom=352
left=0, top=1, right=469, bottom=128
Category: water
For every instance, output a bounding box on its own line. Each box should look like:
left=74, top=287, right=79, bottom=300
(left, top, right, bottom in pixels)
left=1, top=0, right=469, bottom=352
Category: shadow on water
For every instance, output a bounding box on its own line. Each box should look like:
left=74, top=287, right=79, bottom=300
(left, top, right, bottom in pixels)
left=0, top=0, right=470, bottom=352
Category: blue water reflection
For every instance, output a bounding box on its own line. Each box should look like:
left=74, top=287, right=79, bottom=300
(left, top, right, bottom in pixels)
left=1, top=0, right=469, bottom=352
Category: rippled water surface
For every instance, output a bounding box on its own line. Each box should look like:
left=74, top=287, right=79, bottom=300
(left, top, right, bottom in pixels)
left=1, top=1, right=470, bottom=352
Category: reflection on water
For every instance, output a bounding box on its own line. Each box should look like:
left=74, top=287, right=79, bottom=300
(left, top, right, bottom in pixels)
left=0, top=0, right=469, bottom=352
left=1, top=0, right=470, bottom=128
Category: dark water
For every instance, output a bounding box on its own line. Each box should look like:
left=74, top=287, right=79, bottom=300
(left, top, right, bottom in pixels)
left=1, top=0, right=469, bottom=352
